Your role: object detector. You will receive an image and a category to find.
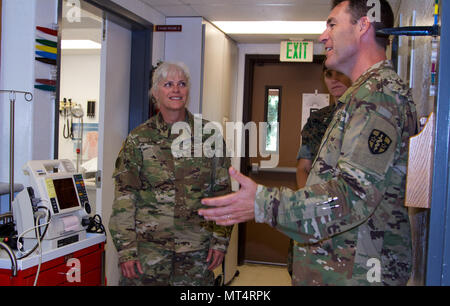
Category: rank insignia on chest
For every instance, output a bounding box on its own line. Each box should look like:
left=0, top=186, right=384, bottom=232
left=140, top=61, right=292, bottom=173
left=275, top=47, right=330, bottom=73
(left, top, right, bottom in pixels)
left=368, top=129, right=392, bottom=154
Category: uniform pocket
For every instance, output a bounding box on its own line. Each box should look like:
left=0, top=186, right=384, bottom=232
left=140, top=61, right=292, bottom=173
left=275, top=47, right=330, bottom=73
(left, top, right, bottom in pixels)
left=181, top=156, right=212, bottom=205
left=141, top=145, right=173, bottom=186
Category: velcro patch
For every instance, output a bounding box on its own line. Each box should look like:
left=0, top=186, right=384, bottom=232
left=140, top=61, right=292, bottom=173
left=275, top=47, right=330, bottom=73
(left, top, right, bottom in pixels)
left=368, top=129, right=392, bottom=155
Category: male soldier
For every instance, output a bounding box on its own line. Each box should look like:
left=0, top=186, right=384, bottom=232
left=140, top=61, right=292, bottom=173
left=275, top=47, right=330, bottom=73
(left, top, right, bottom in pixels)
left=109, top=62, right=232, bottom=286
left=199, top=0, right=417, bottom=286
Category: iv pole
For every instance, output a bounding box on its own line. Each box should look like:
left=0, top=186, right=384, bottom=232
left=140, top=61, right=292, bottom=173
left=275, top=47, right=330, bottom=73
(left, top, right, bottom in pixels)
left=0, top=89, right=33, bottom=212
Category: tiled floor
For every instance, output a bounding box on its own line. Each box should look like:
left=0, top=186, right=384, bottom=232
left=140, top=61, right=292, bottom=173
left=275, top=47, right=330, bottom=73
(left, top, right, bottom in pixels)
left=227, top=263, right=292, bottom=286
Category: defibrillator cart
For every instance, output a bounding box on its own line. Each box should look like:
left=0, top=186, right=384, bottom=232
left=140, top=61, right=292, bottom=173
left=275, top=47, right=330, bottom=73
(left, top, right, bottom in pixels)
left=0, top=159, right=106, bottom=286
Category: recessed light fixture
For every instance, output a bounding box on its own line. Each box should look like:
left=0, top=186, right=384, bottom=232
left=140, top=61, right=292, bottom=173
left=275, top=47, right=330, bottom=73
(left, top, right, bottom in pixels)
left=61, top=40, right=101, bottom=49
left=212, top=21, right=326, bottom=34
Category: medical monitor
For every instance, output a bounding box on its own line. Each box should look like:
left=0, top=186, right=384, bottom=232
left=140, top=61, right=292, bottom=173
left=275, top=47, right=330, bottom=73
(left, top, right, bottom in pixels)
left=44, top=174, right=88, bottom=215
left=52, top=177, right=81, bottom=211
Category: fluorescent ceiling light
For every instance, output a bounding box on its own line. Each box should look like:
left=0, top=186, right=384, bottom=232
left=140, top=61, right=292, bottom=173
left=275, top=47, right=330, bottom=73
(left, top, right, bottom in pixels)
left=212, top=21, right=326, bottom=34
left=61, top=40, right=101, bottom=49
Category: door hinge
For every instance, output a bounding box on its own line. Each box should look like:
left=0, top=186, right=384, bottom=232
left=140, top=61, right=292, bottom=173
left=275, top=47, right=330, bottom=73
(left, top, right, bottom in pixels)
left=95, top=170, right=102, bottom=188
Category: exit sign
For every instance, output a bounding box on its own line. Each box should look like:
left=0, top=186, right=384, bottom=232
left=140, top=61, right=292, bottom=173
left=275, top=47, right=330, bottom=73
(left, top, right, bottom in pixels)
left=280, top=41, right=314, bottom=62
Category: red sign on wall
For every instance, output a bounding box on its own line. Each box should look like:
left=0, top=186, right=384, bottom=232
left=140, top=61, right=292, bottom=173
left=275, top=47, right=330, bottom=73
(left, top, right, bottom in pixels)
left=154, top=25, right=182, bottom=32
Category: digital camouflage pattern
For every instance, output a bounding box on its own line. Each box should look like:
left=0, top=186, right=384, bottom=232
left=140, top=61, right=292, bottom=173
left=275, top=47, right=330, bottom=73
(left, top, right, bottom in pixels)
left=119, top=247, right=214, bottom=286
left=255, top=61, right=417, bottom=286
left=109, top=110, right=232, bottom=285
left=297, top=104, right=337, bottom=161
left=289, top=102, right=337, bottom=276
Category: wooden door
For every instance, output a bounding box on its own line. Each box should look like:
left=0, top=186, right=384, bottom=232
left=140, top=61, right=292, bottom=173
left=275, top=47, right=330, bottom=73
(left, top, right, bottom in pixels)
left=241, top=55, right=327, bottom=265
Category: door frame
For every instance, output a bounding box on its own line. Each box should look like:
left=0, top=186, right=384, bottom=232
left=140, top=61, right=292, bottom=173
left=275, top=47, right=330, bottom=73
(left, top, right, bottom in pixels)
left=238, top=54, right=325, bottom=264
left=426, top=0, right=450, bottom=286
left=54, top=0, right=153, bottom=158
left=84, top=0, right=154, bottom=132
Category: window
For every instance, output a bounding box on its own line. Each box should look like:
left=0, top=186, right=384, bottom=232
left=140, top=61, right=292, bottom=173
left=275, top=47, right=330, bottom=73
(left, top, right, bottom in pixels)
left=264, top=86, right=281, bottom=153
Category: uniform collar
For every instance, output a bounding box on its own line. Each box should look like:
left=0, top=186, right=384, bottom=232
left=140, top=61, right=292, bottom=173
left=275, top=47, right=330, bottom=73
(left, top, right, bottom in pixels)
left=155, top=109, right=195, bottom=138
left=337, top=60, right=393, bottom=105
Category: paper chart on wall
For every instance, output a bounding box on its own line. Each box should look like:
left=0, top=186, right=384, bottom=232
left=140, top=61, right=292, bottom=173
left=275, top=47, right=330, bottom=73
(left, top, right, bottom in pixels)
left=301, top=93, right=330, bottom=130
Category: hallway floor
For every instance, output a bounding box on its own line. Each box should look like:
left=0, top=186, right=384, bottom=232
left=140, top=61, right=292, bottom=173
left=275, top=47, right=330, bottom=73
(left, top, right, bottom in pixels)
left=227, top=263, right=292, bottom=286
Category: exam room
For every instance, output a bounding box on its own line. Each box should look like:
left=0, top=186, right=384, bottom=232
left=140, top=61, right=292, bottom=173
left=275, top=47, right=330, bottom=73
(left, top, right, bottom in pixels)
left=0, top=0, right=449, bottom=286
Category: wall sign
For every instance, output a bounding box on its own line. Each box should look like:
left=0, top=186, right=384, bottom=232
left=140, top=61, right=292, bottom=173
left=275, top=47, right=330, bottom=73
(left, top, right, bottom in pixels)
left=280, top=41, right=313, bottom=62
left=154, top=25, right=182, bottom=32
left=301, top=92, right=329, bottom=130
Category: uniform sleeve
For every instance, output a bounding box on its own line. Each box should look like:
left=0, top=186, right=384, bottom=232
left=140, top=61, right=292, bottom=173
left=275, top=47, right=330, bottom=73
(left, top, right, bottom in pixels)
left=108, top=135, right=142, bottom=263
left=297, top=114, right=316, bottom=161
left=208, top=152, right=233, bottom=253
left=255, top=93, right=399, bottom=244
left=297, top=144, right=313, bottom=160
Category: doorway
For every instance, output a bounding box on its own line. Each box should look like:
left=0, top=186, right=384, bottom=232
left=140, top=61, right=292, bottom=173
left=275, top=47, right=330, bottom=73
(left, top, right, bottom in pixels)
left=58, top=0, right=103, bottom=214
left=55, top=0, right=153, bottom=285
left=239, top=54, right=327, bottom=265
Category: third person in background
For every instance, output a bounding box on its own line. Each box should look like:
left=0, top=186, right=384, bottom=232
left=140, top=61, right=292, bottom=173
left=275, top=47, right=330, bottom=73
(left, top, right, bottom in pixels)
left=296, top=65, right=352, bottom=190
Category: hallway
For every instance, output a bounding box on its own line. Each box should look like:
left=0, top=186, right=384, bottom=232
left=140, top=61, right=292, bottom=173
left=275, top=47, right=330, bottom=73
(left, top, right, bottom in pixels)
left=0, top=0, right=449, bottom=287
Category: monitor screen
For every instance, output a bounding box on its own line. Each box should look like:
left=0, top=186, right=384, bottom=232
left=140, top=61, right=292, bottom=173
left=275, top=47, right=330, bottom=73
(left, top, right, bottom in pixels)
left=52, top=177, right=80, bottom=210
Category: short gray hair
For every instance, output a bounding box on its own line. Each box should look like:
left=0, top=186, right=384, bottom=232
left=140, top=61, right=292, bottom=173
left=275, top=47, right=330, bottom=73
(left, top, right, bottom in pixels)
left=150, top=61, right=191, bottom=106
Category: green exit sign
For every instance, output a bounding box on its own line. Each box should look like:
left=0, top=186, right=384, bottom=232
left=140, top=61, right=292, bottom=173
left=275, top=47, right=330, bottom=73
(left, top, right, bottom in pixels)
left=280, top=41, right=314, bottom=62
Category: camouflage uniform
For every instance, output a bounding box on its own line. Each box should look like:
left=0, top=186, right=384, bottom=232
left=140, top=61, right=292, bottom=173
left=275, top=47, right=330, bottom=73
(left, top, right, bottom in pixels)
left=297, top=104, right=337, bottom=161
left=288, top=104, right=337, bottom=276
left=109, top=110, right=232, bottom=286
left=256, top=61, right=417, bottom=286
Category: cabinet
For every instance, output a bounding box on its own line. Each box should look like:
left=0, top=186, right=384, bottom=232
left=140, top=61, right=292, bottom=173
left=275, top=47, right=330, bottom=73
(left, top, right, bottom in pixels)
left=0, top=234, right=105, bottom=286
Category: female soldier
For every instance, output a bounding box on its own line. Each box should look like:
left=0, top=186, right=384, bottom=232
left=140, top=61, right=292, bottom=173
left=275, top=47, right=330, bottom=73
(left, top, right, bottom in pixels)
left=109, top=62, right=232, bottom=286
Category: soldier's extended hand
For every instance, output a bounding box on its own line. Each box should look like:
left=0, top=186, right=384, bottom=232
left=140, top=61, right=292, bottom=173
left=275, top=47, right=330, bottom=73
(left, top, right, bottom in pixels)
left=121, top=260, right=144, bottom=279
left=199, top=167, right=257, bottom=226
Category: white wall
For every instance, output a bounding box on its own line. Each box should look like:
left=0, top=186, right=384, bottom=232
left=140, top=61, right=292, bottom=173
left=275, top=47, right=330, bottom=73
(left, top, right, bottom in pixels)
left=1, top=0, right=56, bottom=200
left=200, top=23, right=239, bottom=284
left=164, top=17, right=204, bottom=114
left=202, top=21, right=238, bottom=125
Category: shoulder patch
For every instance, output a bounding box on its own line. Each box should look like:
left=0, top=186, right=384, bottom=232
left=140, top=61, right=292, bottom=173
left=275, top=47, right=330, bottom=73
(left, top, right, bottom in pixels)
left=368, top=129, right=392, bottom=154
